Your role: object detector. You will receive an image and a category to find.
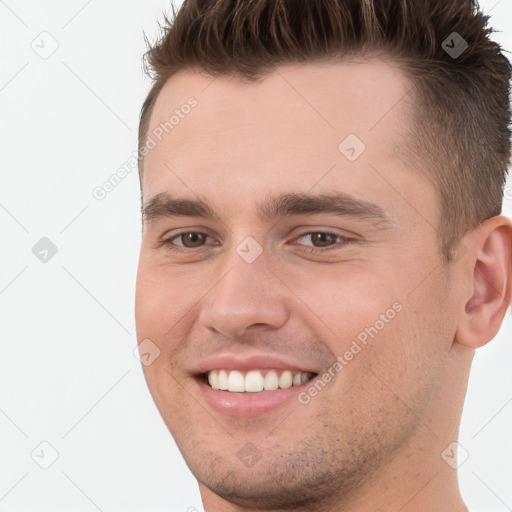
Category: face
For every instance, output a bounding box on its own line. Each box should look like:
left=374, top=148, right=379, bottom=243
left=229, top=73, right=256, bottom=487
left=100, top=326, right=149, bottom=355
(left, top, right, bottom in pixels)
left=135, top=60, right=460, bottom=509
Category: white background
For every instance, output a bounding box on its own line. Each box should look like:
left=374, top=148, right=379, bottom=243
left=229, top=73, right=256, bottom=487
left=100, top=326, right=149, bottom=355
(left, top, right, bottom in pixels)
left=0, top=1, right=511, bottom=511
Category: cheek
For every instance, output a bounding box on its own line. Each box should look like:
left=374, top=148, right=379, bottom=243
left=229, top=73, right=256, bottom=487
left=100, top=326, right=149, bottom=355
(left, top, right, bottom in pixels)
left=303, top=262, right=453, bottom=403
left=135, top=266, right=182, bottom=401
left=135, top=269, right=184, bottom=428
left=135, top=263, right=199, bottom=382
left=283, top=262, right=400, bottom=341
left=135, top=272, right=164, bottom=339
left=135, top=263, right=189, bottom=338
left=355, top=273, right=455, bottom=414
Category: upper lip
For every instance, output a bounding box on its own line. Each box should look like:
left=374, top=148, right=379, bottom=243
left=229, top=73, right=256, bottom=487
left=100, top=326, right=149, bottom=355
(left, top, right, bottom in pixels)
left=193, top=353, right=320, bottom=375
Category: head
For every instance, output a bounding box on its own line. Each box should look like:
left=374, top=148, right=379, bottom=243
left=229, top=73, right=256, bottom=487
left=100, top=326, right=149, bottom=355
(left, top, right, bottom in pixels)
left=135, top=1, right=512, bottom=510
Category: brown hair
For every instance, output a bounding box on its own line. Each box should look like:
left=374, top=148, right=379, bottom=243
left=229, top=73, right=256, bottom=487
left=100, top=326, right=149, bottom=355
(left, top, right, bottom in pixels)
left=138, top=0, right=511, bottom=261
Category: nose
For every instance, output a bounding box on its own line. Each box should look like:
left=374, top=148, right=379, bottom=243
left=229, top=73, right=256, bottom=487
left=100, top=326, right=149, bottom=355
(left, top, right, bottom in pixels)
left=197, top=247, right=290, bottom=340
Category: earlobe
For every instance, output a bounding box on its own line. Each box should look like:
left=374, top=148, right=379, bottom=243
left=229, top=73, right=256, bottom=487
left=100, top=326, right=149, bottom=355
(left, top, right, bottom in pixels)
left=455, top=216, right=512, bottom=349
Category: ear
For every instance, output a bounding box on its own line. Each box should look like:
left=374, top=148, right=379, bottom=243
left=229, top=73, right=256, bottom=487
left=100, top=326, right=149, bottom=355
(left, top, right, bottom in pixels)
left=454, top=215, right=512, bottom=349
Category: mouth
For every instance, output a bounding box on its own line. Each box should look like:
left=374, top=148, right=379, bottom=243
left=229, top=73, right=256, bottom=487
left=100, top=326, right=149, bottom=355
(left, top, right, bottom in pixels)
left=201, top=369, right=318, bottom=393
left=200, top=369, right=317, bottom=393
left=195, top=369, right=320, bottom=417
left=192, top=353, right=322, bottom=416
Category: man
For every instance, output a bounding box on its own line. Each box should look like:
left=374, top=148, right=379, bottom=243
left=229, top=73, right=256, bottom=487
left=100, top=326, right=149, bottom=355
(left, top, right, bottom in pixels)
left=134, top=0, right=512, bottom=510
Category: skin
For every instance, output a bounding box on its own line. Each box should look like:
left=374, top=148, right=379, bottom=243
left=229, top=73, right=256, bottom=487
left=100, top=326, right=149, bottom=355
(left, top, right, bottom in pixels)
left=135, top=59, right=512, bottom=511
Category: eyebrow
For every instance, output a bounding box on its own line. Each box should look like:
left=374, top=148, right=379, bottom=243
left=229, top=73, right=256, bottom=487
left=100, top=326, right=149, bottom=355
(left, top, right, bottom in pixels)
left=142, top=191, right=391, bottom=227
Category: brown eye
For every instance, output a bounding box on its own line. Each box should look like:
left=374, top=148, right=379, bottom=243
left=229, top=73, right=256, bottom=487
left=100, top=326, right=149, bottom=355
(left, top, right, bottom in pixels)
left=177, top=232, right=208, bottom=248
left=162, top=231, right=213, bottom=252
left=307, top=232, right=339, bottom=248
left=291, top=230, right=358, bottom=254
left=296, top=231, right=349, bottom=250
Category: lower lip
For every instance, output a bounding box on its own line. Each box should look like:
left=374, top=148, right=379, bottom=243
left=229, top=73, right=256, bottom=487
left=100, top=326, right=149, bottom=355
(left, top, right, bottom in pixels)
left=195, top=376, right=315, bottom=417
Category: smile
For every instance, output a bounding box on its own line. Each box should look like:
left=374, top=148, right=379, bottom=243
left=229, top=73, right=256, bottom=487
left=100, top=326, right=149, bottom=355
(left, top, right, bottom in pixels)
left=205, top=369, right=317, bottom=393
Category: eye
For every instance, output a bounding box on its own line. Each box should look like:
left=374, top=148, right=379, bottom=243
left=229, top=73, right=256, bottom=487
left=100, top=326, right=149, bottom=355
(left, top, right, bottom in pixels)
left=162, top=231, right=215, bottom=252
left=160, top=230, right=355, bottom=254
left=293, top=231, right=354, bottom=252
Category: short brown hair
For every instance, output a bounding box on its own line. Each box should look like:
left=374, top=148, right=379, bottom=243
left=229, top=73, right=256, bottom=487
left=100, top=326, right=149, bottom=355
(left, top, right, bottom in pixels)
left=138, top=0, right=511, bottom=261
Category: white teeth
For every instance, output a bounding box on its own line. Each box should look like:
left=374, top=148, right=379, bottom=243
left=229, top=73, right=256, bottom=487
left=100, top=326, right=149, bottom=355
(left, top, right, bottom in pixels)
left=208, top=370, right=219, bottom=390
left=245, top=370, right=264, bottom=392
left=278, top=370, right=293, bottom=389
left=227, top=370, right=245, bottom=392
left=206, top=369, right=314, bottom=392
left=218, top=370, right=228, bottom=390
left=264, top=371, right=279, bottom=391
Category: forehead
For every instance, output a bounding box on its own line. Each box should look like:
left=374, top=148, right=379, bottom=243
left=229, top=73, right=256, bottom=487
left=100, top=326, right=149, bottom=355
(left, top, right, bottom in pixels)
left=149, top=58, right=411, bottom=118
left=142, top=60, right=434, bottom=228
left=146, top=59, right=412, bottom=153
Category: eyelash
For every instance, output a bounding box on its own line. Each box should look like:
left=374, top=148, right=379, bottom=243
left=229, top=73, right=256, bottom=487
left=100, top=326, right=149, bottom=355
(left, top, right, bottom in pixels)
left=160, top=230, right=355, bottom=254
